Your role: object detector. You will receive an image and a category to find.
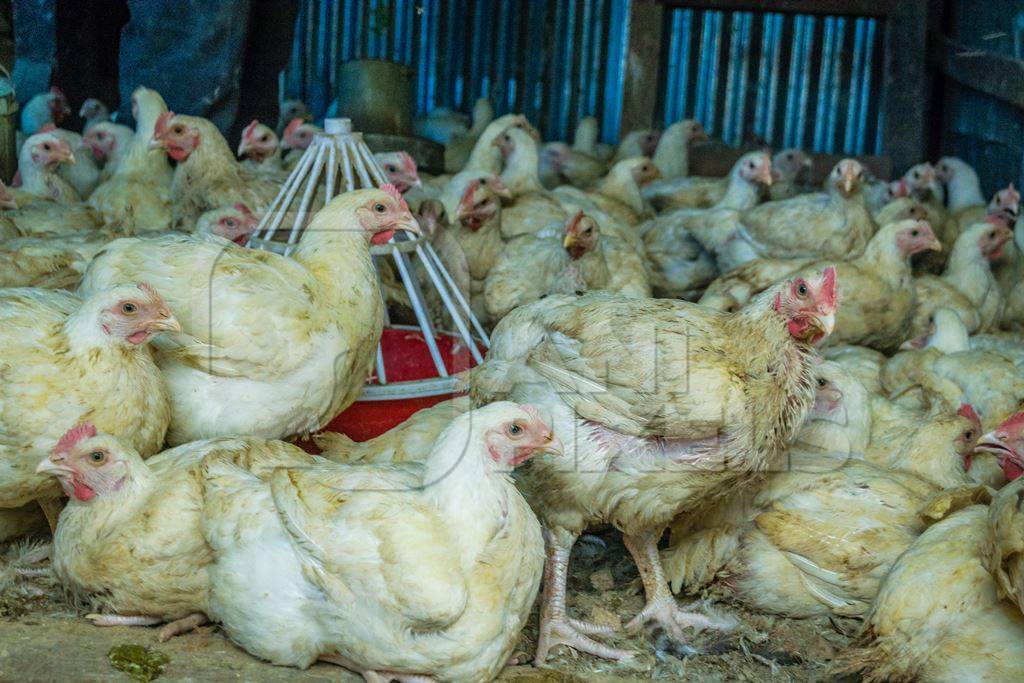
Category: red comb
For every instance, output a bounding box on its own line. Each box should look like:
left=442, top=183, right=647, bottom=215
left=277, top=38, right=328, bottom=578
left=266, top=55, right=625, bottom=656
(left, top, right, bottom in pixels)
left=566, top=210, right=585, bottom=232
left=283, top=117, right=303, bottom=139
left=39, top=122, right=56, bottom=133
left=520, top=403, right=545, bottom=425
left=459, top=179, right=480, bottom=208
left=242, top=120, right=260, bottom=141
left=999, top=411, right=1024, bottom=434
left=957, top=404, right=981, bottom=428
left=136, top=282, right=159, bottom=298
left=154, top=111, right=174, bottom=138
left=399, top=151, right=417, bottom=174
left=53, top=423, right=97, bottom=455
left=380, top=183, right=409, bottom=211
left=821, top=266, right=838, bottom=309
left=234, top=202, right=256, bottom=219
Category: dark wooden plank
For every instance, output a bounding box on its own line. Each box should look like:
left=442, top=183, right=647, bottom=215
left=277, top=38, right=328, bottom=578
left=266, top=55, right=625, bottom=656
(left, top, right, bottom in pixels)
left=881, top=0, right=931, bottom=174
left=656, top=0, right=897, bottom=18
left=941, top=37, right=1024, bottom=111
left=688, top=140, right=892, bottom=182
left=619, top=0, right=665, bottom=135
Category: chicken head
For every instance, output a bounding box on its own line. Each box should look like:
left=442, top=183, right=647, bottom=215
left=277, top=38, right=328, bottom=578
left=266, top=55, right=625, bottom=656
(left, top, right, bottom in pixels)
left=737, top=151, right=774, bottom=187
left=374, top=151, right=421, bottom=193
left=956, top=404, right=983, bottom=472
left=630, top=157, right=662, bottom=186
left=150, top=112, right=199, bottom=162
left=78, top=98, right=108, bottom=122
left=237, top=120, right=279, bottom=162
left=894, top=219, right=942, bottom=257
left=562, top=211, right=600, bottom=259
left=95, top=283, right=181, bottom=345
left=483, top=403, right=563, bottom=469
left=47, top=87, right=71, bottom=125
left=774, top=266, right=838, bottom=345
left=83, top=123, right=120, bottom=162
left=829, top=159, right=866, bottom=197
left=988, top=183, right=1020, bottom=222
left=354, top=185, right=421, bottom=244
left=26, top=132, right=75, bottom=171
left=455, top=176, right=502, bottom=231
left=282, top=118, right=320, bottom=151
left=198, top=203, right=260, bottom=245
left=976, top=411, right=1024, bottom=481
left=772, top=148, right=811, bottom=183
left=36, top=424, right=141, bottom=502
left=978, top=217, right=1014, bottom=260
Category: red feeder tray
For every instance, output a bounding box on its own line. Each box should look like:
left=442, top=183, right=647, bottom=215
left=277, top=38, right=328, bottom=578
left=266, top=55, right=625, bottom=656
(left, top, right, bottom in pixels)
left=320, top=326, right=484, bottom=442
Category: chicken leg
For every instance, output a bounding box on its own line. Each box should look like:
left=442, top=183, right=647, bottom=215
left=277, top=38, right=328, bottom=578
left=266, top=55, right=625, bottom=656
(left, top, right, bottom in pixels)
left=622, top=529, right=735, bottom=653
left=156, top=613, right=207, bottom=641
left=534, top=527, right=635, bottom=664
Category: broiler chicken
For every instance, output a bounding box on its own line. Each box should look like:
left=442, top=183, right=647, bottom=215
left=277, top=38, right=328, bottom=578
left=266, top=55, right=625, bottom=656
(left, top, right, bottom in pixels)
left=609, top=128, right=660, bottom=164
left=463, top=114, right=539, bottom=175
left=642, top=151, right=774, bottom=299
left=0, top=284, right=177, bottom=525
left=572, top=116, right=613, bottom=162
left=79, top=188, right=419, bottom=445
left=79, top=98, right=110, bottom=131
left=45, top=125, right=101, bottom=198
left=702, top=219, right=941, bottom=353
left=37, top=424, right=323, bottom=641
left=14, top=131, right=79, bottom=204
left=912, top=217, right=1012, bottom=335
left=236, top=119, right=285, bottom=177
left=20, top=86, right=70, bottom=136
left=664, top=380, right=981, bottom=621
left=88, top=86, right=174, bottom=234
left=201, top=403, right=555, bottom=682
left=151, top=112, right=279, bottom=230
left=689, top=159, right=874, bottom=272
left=492, top=126, right=569, bottom=240
left=469, top=268, right=837, bottom=662
left=484, top=211, right=646, bottom=320
left=883, top=308, right=1024, bottom=435
left=641, top=119, right=706, bottom=189
left=987, top=471, right=1024, bottom=614
left=768, top=148, right=813, bottom=201
left=83, top=121, right=135, bottom=181
left=443, top=97, right=494, bottom=172
left=837, top=504, right=1024, bottom=682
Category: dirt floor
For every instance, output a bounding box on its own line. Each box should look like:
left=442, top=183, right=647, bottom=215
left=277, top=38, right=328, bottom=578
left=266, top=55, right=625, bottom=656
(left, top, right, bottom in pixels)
left=0, top=530, right=854, bottom=682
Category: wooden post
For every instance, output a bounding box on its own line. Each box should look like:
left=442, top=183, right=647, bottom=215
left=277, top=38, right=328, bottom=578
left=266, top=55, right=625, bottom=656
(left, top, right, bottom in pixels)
left=881, top=0, right=931, bottom=174
left=620, top=0, right=665, bottom=135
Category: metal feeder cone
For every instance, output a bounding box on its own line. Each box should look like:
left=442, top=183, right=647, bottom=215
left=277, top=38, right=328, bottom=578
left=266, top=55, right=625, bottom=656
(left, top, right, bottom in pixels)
left=248, top=118, right=489, bottom=440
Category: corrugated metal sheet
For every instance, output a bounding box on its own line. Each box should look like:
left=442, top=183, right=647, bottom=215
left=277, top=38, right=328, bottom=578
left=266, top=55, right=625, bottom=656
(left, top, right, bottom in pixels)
left=658, top=8, right=885, bottom=155
left=285, top=0, right=632, bottom=143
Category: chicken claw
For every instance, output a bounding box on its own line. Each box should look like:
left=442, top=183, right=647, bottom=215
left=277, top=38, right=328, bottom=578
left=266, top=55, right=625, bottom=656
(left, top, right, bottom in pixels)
left=534, top=529, right=635, bottom=664
left=156, top=613, right=207, bottom=642
left=319, top=653, right=437, bottom=682
left=622, top=532, right=736, bottom=653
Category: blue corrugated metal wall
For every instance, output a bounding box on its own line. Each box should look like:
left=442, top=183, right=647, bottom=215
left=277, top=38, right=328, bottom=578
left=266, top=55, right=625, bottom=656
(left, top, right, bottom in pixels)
left=658, top=8, right=885, bottom=155
left=285, top=0, right=632, bottom=143
left=942, top=1, right=1024, bottom=195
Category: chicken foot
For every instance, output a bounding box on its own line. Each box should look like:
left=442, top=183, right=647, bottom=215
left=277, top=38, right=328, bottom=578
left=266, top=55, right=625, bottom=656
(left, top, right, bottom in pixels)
left=85, top=612, right=207, bottom=642
left=319, top=653, right=437, bottom=683
left=622, top=529, right=736, bottom=654
left=534, top=527, right=635, bottom=664
left=156, top=613, right=207, bottom=642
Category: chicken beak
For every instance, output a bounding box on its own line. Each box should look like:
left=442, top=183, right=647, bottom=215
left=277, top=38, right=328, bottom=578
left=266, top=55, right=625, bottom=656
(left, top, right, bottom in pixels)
left=814, top=311, right=835, bottom=339
left=236, top=139, right=251, bottom=158
left=924, top=235, right=942, bottom=252
left=146, top=314, right=182, bottom=334
left=36, top=457, right=73, bottom=477
left=148, top=135, right=166, bottom=151
left=562, top=234, right=578, bottom=250
left=396, top=216, right=423, bottom=236
left=540, top=435, right=564, bottom=458
left=758, top=166, right=774, bottom=186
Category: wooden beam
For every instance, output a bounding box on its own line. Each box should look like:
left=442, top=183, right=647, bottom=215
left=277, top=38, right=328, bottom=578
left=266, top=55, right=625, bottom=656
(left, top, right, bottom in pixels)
left=619, top=0, right=665, bottom=135
left=941, top=38, right=1024, bottom=111
left=881, top=0, right=931, bottom=174
left=657, top=0, right=897, bottom=18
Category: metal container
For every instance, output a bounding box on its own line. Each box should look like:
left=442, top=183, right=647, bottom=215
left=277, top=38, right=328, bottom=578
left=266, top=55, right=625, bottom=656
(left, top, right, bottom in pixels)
left=335, top=59, right=413, bottom=135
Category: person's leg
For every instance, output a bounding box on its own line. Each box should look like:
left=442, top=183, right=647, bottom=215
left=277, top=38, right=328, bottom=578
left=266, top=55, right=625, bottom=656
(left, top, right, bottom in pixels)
left=117, top=0, right=250, bottom=132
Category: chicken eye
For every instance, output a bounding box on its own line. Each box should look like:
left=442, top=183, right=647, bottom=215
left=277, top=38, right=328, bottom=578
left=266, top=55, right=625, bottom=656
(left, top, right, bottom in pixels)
left=964, top=430, right=974, bottom=440
left=796, top=282, right=808, bottom=296
left=173, top=126, right=183, bottom=134
left=816, top=378, right=827, bottom=388
left=989, top=231, right=996, bottom=238
left=224, top=218, right=237, bottom=228
left=911, top=229, right=919, bottom=237
left=374, top=203, right=386, bottom=213
left=507, top=423, right=523, bottom=436
left=42, top=143, right=52, bottom=151
left=386, top=164, right=396, bottom=172
left=583, top=228, right=592, bottom=235
left=260, top=134, right=269, bottom=142
left=121, top=302, right=137, bottom=314
left=89, top=451, right=105, bottom=464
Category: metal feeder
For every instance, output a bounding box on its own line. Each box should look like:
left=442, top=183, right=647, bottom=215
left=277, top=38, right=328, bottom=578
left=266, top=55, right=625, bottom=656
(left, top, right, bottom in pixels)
left=247, top=118, right=489, bottom=438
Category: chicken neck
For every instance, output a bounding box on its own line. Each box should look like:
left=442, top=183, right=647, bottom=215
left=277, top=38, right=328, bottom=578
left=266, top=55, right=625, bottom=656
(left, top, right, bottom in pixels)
left=499, top=139, right=544, bottom=197
left=947, top=168, right=984, bottom=212
left=119, top=92, right=173, bottom=184
left=715, top=172, right=760, bottom=211
left=594, top=166, right=645, bottom=215
left=853, top=229, right=915, bottom=288
left=652, top=130, right=688, bottom=179
left=941, top=235, right=996, bottom=308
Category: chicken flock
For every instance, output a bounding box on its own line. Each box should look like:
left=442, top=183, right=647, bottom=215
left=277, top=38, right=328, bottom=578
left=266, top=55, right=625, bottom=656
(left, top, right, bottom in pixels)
left=2, top=85, right=1024, bottom=682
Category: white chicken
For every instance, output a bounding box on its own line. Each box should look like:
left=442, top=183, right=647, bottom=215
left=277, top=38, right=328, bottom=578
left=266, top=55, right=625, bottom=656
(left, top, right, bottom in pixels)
left=79, top=188, right=418, bottom=445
